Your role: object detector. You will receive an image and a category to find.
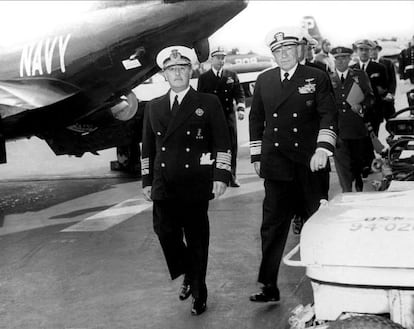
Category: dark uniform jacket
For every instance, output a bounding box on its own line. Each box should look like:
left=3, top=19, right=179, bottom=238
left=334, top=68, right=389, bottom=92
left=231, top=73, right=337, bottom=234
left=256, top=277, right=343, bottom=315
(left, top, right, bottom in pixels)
left=351, top=61, right=387, bottom=123
left=306, top=59, right=329, bottom=72
left=249, top=65, right=337, bottom=181
left=197, top=69, right=245, bottom=116
left=398, top=45, right=414, bottom=80
left=141, top=88, right=231, bottom=200
left=330, top=69, right=374, bottom=139
left=351, top=61, right=387, bottom=97
left=379, top=57, right=396, bottom=94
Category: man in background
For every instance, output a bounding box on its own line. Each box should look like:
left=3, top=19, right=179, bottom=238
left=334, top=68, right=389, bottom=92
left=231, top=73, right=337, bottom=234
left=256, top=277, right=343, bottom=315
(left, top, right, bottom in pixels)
left=398, top=35, right=414, bottom=83
left=371, top=41, right=397, bottom=120
left=198, top=47, right=246, bottom=187
left=351, top=39, right=388, bottom=177
left=315, top=38, right=335, bottom=72
left=330, top=46, right=374, bottom=192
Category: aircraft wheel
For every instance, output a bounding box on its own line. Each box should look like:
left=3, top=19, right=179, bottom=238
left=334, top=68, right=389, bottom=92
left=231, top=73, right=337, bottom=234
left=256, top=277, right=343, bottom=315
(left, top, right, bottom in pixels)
left=111, top=144, right=141, bottom=175
left=328, top=315, right=405, bottom=329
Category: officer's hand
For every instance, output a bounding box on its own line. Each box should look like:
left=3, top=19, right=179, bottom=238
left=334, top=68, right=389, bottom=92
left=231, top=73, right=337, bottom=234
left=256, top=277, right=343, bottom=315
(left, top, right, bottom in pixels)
left=310, top=150, right=328, bottom=172
left=384, top=93, right=395, bottom=102
left=143, top=186, right=152, bottom=201
left=237, top=109, right=245, bottom=120
left=253, top=161, right=261, bottom=176
left=351, top=104, right=363, bottom=117
left=213, top=181, right=227, bottom=199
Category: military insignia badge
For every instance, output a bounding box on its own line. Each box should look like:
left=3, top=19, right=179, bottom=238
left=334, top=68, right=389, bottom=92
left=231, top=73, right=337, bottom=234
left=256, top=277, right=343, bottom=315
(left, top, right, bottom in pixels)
left=370, top=73, right=380, bottom=78
left=196, top=128, right=204, bottom=139
left=195, top=108, right=204, bottom=116
left=298, top=78, right=316, bottom=94
left=275, top=32, right=284, bottom=42
left=170, top=49, right=180, bottom=60
left=200, top=152, right=215, bottom=165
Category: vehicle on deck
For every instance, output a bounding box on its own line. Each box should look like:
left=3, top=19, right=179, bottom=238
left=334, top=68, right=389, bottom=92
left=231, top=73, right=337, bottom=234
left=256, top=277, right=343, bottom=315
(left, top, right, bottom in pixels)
left=284, top=102, right=414, bottom=329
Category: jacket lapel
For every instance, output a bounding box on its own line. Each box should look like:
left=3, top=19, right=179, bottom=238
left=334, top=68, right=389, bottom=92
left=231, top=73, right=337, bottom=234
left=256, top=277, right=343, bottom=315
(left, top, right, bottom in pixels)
left=154, top=93, right=172, bottom=131
left=275, top=65, right=305, bottom=109
left=164, top=88, right=198, bottom=141
left=332, top=71, right=341, bottom=86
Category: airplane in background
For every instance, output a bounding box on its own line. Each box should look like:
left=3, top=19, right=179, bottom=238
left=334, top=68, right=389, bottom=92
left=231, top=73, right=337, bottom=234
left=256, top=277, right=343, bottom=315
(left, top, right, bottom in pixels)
left=376, top=37, right=408, bottom=64
left=0, top=0, right=247, bottom=173
left=198, top=50, right=275, bottom=97
left=302, top=16, right=323, bottom=51
left=136, top=15, right=322, bottom=107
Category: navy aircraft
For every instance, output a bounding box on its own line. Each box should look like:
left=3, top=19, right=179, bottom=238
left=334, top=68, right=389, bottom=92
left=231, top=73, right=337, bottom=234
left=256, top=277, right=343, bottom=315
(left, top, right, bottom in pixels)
left=0, top=0, right=247, bottom=172
left=302, top=16, right=323, bottom=51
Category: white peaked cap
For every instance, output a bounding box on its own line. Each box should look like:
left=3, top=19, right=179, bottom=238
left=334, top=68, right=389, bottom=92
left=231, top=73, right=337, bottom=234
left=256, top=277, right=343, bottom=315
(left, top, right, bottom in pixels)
left=265, top=26, right=310, bottom=51
left=156, top=45, right=197, bottom=69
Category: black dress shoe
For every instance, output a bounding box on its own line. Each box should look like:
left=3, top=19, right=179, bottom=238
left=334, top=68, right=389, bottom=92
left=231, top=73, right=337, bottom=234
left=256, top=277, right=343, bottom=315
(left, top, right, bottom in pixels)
left=229, top=179, right=240, bottom=188
left=191, top=298, right=207, bottom=315
left=249, top=286, right=280, bottom=302
left=179, top=281, right=191, bottom=301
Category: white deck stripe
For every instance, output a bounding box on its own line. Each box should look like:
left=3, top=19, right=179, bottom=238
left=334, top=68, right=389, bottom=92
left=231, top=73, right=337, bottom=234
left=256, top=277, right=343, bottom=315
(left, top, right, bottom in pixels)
left=61, top=200, right=152, bottom=232
left=61, top=178, right=262, bottom=233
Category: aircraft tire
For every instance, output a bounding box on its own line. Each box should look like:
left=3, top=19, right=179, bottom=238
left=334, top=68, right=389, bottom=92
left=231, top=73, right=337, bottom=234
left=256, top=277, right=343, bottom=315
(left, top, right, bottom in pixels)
left=328, top=315, right=405, bottom=329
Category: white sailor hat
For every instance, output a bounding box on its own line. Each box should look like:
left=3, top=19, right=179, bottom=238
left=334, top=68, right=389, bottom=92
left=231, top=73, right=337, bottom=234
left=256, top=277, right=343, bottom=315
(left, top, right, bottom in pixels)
left=156, top=45, right=197, bottom=70
left=211, top=46, right=227, bottom=57
left=265, top=26, right=303, bottom=52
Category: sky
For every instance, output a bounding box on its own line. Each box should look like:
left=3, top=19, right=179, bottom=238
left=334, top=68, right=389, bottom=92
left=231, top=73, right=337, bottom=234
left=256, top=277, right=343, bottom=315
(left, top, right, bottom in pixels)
left=210, top=1, right=414, bottom=54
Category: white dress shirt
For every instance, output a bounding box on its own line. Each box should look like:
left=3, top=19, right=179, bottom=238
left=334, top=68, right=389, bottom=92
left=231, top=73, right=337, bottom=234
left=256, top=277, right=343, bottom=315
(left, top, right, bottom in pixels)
left=169, top=87, right=190, bottom=109
left=336, top=69, right=349, bottom=80
left=212, top=67, right=223, bottom=78
left=280, top=63, right=298, bottom=81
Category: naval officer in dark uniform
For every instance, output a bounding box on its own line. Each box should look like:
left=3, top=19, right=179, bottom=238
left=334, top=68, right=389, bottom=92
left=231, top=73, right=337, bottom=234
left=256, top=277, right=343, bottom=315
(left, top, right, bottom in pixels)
left=141, top=46, right=232, bottom=315
left=398, top=35, right=414, bottom=83
left=330, top=46, right=374, bottom=192
left=197, top=47, right=246, bottom=187
left=351, top=39, right=388, bottom=177
left=249, top=27, right=337, bottom=302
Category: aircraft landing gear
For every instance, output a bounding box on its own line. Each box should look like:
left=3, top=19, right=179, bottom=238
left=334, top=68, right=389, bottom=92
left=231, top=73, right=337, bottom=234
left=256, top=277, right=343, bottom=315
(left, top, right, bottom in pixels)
left=110, top=143, right=141, bottom=176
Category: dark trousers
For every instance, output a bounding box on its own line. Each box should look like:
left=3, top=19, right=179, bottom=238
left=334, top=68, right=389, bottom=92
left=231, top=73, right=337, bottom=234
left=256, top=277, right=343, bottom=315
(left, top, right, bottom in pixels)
left=153, top=199, right=209, bottom=300
left=227, top=113, right=238, bottom=180
left=334, top=138, right=366, bottom=192
left=258, top=165, right=327, bottom=286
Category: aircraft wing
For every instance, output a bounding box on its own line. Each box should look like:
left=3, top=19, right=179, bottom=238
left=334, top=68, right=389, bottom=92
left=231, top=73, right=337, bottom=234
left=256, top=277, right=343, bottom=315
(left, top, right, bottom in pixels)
left=0, top=79, right=79, bottom=118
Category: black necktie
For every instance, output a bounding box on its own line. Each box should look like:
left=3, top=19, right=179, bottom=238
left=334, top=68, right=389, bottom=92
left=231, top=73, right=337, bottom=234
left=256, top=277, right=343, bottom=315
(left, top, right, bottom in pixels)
left=361, top=64, right=365, bottom=71
left=216, top=71, right=221, bottom=79
left=171, top=95, right=179, bottom=117
left=282, top=72, right=289, bottom=88
left=340, top=74, right=345, bottom=83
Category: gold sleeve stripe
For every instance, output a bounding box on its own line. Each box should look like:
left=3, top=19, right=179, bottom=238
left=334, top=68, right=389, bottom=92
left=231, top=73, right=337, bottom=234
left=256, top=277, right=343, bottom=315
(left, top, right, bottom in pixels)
left=250, top=140, right=262, bottom=155
left=317, top=129, right=337, bottom=146
left=217, top=152, right=232, bottom=165
left=216, top=163, right=231, bottom=172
